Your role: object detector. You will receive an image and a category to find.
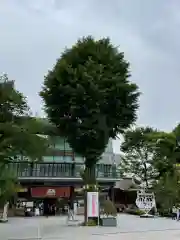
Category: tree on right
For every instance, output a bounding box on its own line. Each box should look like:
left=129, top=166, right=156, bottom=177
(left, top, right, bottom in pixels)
left=119, top=126, right=180, bottom=188
left=119, top=127, right=158, bottom=188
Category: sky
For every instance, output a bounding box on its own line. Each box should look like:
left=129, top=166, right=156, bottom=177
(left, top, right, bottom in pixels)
left=0, top=0, right=180, bottom=153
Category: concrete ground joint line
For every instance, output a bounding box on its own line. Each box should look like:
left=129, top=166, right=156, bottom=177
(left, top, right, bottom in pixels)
left=8, top=238, right=42, bottom=240
left=92, top=228, right=180, bottom=236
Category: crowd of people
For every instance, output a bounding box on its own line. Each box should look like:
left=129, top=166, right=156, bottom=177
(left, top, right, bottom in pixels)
left=23, top=199, right=78, bottom=220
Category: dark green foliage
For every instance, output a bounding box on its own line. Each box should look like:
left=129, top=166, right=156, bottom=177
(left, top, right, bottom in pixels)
left=120, top=127, right=180, bottom=186
left=124, top=208, right=145, bottom=215
left=40, top=36, right=139, bottom=168
left=151, top=132, right=177, bottom=177
left=0, top=74, right=48, bottom=204
left=103, top=199, right=117, bottom=217
left=0, top=165, right=18, bottom=207
left=173, top=123, right=180, bottom=138
left=121, top=127, right=155, bottom=152
left=0, top=75, right=48, bottom=163
left=173, top=123, right=180, bottom=163
left=80, top=219, right=98, bottom=226
left=154, top=172, right=180, bottom=210
left=120, top=127, right=158, bottom=187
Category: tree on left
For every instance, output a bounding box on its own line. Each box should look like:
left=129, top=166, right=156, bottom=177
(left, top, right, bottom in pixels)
left=0, top=74, right=48, bottom=221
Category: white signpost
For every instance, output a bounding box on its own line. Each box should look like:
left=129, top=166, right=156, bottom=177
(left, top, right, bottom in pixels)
left=87, top=192, right=99, bottom=221
left=136, top=190, right=156, bottom=217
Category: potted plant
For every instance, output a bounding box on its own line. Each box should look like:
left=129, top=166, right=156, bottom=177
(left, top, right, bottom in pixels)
left=100, top=198, right=117, bottom=226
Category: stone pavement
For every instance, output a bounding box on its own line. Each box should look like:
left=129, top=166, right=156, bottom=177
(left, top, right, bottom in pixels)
left=1, top=214, right=180, bottom=239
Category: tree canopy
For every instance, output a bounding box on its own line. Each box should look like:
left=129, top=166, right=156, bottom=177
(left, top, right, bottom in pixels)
left=119, top=126, right=180, bottom=187
left=119, top=127, right=158, bottom=187
left=150, top=131, right=178, bottom=177
left=40, top=36, right=140, bottom=170
left=0, top=74, right=48, bottom=163
left=0, top=74, right=48, bottom=205
left=154, top=172, right=180, bottom=211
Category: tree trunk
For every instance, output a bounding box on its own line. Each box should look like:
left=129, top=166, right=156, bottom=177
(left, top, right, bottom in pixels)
left=70, top=186, right=75, bottom=217
left=83, top=164, right=97, bottom=225
left=143, top=163, right=149, bottom=189
left=84, top=164, right=96, bottom=184
left=2, top=202, right=9, bottom=222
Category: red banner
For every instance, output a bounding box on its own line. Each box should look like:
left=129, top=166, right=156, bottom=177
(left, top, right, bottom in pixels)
left=31, top=187, right=70, bottom=198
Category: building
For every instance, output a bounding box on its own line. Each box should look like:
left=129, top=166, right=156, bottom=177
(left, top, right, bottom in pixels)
left=10, top=119, right=121, bottom=212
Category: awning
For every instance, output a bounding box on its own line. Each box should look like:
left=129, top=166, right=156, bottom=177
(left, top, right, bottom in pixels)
left=114, top=178, right=140, bottom=190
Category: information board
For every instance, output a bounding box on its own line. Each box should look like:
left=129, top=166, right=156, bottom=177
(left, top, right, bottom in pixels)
left=87, top=192, right=99, bottom=217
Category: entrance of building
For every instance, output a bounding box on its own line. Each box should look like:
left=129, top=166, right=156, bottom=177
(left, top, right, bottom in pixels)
left=43, top=198, right=56, bottom=216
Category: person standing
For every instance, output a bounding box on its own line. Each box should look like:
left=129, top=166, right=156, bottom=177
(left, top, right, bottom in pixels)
left=172, top=206, right=177, bottom=220
left=177, top=206, right=180, bottom=221
left=67, top=200, right=74, bottom=222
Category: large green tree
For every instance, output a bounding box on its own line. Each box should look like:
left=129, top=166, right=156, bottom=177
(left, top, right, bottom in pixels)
left=40, top=36, right=140, bottom=181
left=150, top=131, right=178, bottom=177
left=154, top=172, right=180, bottom=213
left=0, top=74, right=48, bottom=219
left=119, top=127, right=158, bottom=188
left=152, top=124, right=180, bottom=213
left=120, top=126, right=180, bottom=188
left=173, top=123, right=180, bottom=164
left=0, top=75, right=48, bottom=163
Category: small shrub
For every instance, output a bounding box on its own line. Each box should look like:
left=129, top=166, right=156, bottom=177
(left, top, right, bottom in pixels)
left=158, top=208, right=172, bottom=218
left=124, top=208, right=145, bottom=215
left=80, top=219, right=97, bottom=226
left=87, top=219, right=97, bottom=226
left=103, top=199, right=117, bottom=217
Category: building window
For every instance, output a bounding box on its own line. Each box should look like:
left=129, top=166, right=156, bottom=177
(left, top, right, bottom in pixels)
left=64, top=156, right=72, bottom=162
left=74, top=155, right=84, bottom=162
left=97, top=164, right=112, bottom=177
left=53, top=137, right=65, bottom=150
left=64, top=140, right=72, bottom=151
left=43, top=156, right=54, bottom=162
left=53, top=156, right=64, bottom=162
left=53, top=156, right=72, bottom=162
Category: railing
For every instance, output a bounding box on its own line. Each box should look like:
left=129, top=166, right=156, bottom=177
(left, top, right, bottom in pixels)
left=9, top=162, right=120, bottom=179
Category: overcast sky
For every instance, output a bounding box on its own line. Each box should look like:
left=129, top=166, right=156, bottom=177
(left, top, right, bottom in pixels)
left=0, top=0, right=180, bottom=153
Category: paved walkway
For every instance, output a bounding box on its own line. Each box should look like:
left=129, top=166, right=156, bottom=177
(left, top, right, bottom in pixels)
left=1, top=214, right=180, bottom=239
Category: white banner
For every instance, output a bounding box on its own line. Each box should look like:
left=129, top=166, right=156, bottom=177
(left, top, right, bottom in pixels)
left=136, top=191, right=156, bottom=213
left=87, top=192, right=99, bottom=217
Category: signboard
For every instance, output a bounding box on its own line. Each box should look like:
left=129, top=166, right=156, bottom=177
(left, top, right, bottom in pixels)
left=136, top=190, right=156, bottom=214
left=46, top=189, right=56, bottom=197
left=31, top=187, right=70, bottom=198
left=87, top=192, right=99, bottom=217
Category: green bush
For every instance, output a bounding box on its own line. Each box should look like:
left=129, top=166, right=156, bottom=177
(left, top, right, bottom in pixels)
left=103, top=199, right=117, bottom=217
left=158, top=208, right=172, bottom=218
left=124, top=208, right=145, bottom=215
left=80, top=219, right=97, bottom=226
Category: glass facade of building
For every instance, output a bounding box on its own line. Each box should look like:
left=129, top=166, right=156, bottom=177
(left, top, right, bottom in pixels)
left=11, top=135, right=120, bottom=179
left=38, top=135, right=115, bottom=165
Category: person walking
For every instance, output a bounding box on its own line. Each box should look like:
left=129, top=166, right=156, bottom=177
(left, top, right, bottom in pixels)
left=67, top=200, right=74, bottom=223
left=172, top=206, right=177, bottom=220
left=177, top=205, right=180, bottom=221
